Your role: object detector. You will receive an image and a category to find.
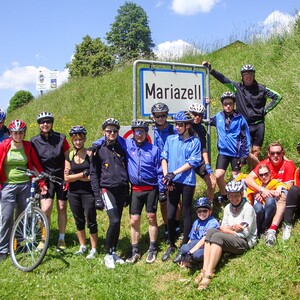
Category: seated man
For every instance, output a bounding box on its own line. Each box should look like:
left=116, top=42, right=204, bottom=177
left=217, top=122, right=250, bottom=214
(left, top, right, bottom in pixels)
left=245, top=141, right=295, bottom=246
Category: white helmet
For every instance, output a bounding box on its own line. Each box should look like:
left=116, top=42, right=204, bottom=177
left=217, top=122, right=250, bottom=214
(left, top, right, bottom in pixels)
left=188, top=103, right=206, bottom=114
left=225, top=180, right=244, bottom=193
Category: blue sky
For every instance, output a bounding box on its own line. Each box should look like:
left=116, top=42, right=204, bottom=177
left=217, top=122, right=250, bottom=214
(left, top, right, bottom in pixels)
left=0, top=0, right=299, bottom=109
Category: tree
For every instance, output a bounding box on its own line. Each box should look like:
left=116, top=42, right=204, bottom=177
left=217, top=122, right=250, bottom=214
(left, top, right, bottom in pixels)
left=67, top=35, right=114, bottom=78
left=106, top=1, right=155, bottom=63
left=7, top=90, right=34, bottom=113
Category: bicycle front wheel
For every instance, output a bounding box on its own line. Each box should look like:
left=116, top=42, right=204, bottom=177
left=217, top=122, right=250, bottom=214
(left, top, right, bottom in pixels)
left=9, top=207, right=50, bottom=272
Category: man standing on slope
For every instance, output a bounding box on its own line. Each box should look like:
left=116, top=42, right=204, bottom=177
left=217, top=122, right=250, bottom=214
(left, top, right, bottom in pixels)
left=202, top=62, right=282, bottom=168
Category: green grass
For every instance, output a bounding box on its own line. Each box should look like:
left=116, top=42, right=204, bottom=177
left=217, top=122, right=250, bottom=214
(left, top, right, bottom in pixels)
left=2, top=24, right=300, bottom=299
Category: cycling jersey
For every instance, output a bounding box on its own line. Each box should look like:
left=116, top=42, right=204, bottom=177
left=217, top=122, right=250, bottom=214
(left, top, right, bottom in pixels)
left=192, top=123, right=207, bottom=153
left=0, top=126, right=9, bottom=142
left=161, top=134, right=202, bottom=186
left=189, top=215, right=220, bottom=241
left=210, top=110, right=250, bottom=158
left=30, top=130, right=70, bottom=178
left=153, top=123, right=175, bottom=152
left=210, top=69, right=282, bottom=125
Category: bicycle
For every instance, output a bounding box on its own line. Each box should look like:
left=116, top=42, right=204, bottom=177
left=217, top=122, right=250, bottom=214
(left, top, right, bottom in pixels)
left=9, top=167, right=61, bottom=272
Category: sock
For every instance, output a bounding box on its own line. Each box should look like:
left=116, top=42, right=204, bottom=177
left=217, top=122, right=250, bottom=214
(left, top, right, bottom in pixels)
left=58, top=233, right=65, bottom=241
left=269, top=224, right=278, bottom=231
left=132, top=243, right=139, bottom=253
left=149, top=241, right=156, bottom=251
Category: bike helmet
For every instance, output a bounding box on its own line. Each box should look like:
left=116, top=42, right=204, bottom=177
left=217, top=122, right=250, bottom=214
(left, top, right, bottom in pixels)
left=0, top=109, right=6, bottom=123
left=131, top=119, right=149, bottom=132
left=8, top=119, right=27, bottom=132
left=189, top=103, right=206, bottom=114
left=194, top=197, right=211, bottom=210
left=220, top=92, right=236, bottom=103
left=225, top=180, right=244, bottom=193
left=241, top=64, right=255, bottom=74
left=37, top=111, right=54, bottom=123
left=69, top=125, right=87, bottom=136
left=173, top=110, right=194, bottom=123
left=102, top=118, right=120, bottom=130
left=151, top=102, right=169, bottom=114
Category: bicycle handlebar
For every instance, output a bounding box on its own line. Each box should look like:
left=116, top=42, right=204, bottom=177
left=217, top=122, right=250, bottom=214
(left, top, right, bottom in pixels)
left=16, top=167, right=62, bottom=185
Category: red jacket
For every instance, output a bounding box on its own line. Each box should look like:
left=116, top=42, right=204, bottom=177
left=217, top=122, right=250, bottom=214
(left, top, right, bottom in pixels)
left=0, top=138, right=44, bottom=184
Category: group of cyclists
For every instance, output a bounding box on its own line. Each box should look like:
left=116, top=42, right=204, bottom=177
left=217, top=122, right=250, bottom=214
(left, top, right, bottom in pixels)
left=0, top=61, right=299, bottom=291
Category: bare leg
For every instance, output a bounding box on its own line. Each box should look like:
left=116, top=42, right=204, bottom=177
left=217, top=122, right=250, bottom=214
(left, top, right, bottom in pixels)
left=204, top=174, right=216, bottom=201
left=215, top=169, right=226, bottom=196
left=272, top=194, right=286, bottom=227
left=57, top=199, right=67, bottom=235
left=248, top=146, right=261, bottom=168
left=130, top=215, right=141, bottom=245
left=90, top=232, right=98, bottom=249
left=160, top=201, right=168, bottom=225
left=77, top=230, right=86, bottom=246
left=147, top=213, right=158, bottom=243
left=40, top=198, right=53, bottom=223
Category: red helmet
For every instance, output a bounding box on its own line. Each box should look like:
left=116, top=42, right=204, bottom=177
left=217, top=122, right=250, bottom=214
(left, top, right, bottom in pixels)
left=8, top=119, right=27, bottom=132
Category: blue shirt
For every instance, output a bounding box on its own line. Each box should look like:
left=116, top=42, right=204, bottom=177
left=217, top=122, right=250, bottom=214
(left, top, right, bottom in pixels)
left=189, top=216, right=220, bottom=240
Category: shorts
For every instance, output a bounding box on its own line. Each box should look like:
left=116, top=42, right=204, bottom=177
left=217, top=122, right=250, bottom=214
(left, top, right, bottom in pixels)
left=130, top=188, right=158, bottom=215
left=216, top=154, right=240, bottom=172
left=249, top=123, right=265, bottom=147
left=42, top=180, right=67, bottom=201
left=205, top=228, right=249, bottom=254
left=194, top=163, right=207, bottom=179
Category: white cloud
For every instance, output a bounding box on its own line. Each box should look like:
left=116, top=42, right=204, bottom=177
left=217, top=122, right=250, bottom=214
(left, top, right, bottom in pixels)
left=154, top=39, right=202, bottom=60
left=171, top=0, right=219, bottom=15
left=256, top=11, right=298, bottom=39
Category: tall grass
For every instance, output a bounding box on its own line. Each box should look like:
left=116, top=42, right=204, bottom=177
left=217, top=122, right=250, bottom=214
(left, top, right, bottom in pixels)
left=2, top=26, right=300, bottom=299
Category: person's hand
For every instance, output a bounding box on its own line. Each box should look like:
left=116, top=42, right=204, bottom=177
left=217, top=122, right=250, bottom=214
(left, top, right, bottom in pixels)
left=82, top=169, right=90, bottom=178
left=202, top=61, right=211, bottom=71
left=205, top=164, right=213, bottom=175
left=95, top=198, right=105, bottom=210
left=164, top=172, right=175, bottom=186
left=158, top=192, right=167, bottom=203
left=237, top=157, right=247, bottom=168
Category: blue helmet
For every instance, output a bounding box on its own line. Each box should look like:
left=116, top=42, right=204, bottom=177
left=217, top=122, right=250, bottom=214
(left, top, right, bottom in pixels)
left=194, top=197, right=211, bottom=210
left=69, top=125, right=87, bottom=136
left=173, top=110, right=194, bottom=123
left=0, top=109, right=6, bottom=123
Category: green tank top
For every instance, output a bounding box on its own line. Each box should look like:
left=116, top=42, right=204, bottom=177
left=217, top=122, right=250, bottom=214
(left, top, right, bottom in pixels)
left=4, top=147, right=29, bottom=184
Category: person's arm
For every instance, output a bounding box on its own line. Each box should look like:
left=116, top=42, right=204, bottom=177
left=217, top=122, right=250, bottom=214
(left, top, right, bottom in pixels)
left=240, top=118, right=251, bottom=159
left=264, top=87, right=283, bottom=115
left=245, top=171, right=274, bottom=199
left=89, top=151, right=102, bottom=198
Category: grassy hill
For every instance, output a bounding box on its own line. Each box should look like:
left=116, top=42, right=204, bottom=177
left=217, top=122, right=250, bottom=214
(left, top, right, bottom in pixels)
left=2, top=25, right=300, bottom=299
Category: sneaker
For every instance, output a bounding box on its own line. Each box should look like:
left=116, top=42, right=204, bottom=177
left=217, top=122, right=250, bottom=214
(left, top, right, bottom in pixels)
left=37, top=241, right=45, bottom=251
left=112, top=252, right=125, bottom=264
left=57, top=240, right=66, bottom=251
left=104, top=254, right=115, bottom=269
left=145, top=249, right=157, bottom=264
left=86, top=249, right=97, bottom=259
left=162, top=246, right=176, bottom=262
left=265, top=229, right=276, bottom=246
left=282, top=223, right=292, bottom=241
left=172, top=251, right=183, bottom=263
left=125, top=252, right=141, bottom=264
left=74, top=245, right=87, bottom=255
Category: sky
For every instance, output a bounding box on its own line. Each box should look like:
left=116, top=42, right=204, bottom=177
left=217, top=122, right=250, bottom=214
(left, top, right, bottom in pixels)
left=0, top=0, right=299, bottom=109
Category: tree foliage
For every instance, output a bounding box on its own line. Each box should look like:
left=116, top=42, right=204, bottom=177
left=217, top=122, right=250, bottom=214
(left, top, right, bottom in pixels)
left=106, top=1, right=155, bottom=63
left=67, top=35, right=114, bottom=78
left=8, top=90, right=34, bottom=113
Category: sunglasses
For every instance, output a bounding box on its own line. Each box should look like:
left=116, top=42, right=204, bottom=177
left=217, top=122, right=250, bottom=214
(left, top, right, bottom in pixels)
left=196, top=209, right=209, bottom=213
left=105, top=129, right=118, bottom=134
left=154, top=114, right=167, bottom=119
left=192, top=113, right=203, bottom=117
left=223, top=102, right=234, bottom=106
left=258, top=172, right=270, bottom=177
left=175, top=122, right=184, bottom=127
left=269, top=151, right=282, bottom=156
left=39, top=120, right=52, bottom=124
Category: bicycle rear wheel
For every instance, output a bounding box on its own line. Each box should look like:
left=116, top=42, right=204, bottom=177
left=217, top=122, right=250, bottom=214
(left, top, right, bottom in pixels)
left=9, top=207, right=50, bottom=272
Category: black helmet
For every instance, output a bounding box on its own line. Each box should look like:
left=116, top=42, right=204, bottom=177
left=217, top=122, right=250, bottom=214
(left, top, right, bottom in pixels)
left=151, top=102, right=169, bottom=114
left=241, top=64, right=255, bottom=74
left=131, top=119, right=149, bottom=132
left=173, top=110, right=194, bottom=123
left=194, top=197, right=211, bottom=210
left=69, top=125, right=87, bottom=136
left=220, top=92, right=236, bottom=103
left=102, top=118, right=120, bottom=130
left=37, top=111, right=54, bottom=123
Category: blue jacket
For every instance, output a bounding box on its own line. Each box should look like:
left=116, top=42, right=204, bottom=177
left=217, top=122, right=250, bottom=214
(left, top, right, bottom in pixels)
left=210, top=111, right=250, bottom=158
left=153, top=123, right=175, bottom=152
left=93, top=136, right=164, bottom=192
left=189, top=216, right=220, bottom=241
left=161, top=134, right=202, bottom=186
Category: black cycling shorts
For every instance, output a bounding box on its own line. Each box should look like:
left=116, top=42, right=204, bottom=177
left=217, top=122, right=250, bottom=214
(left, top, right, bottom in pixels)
left=249, top=123, right=265, bottom=147
left=194, top=163, right=207, bottom=179
left=130, top=188, right=158, bottom=215
left=216, top=154, right=240, bottom=172
left=42, top=180, right=67, bottom=201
